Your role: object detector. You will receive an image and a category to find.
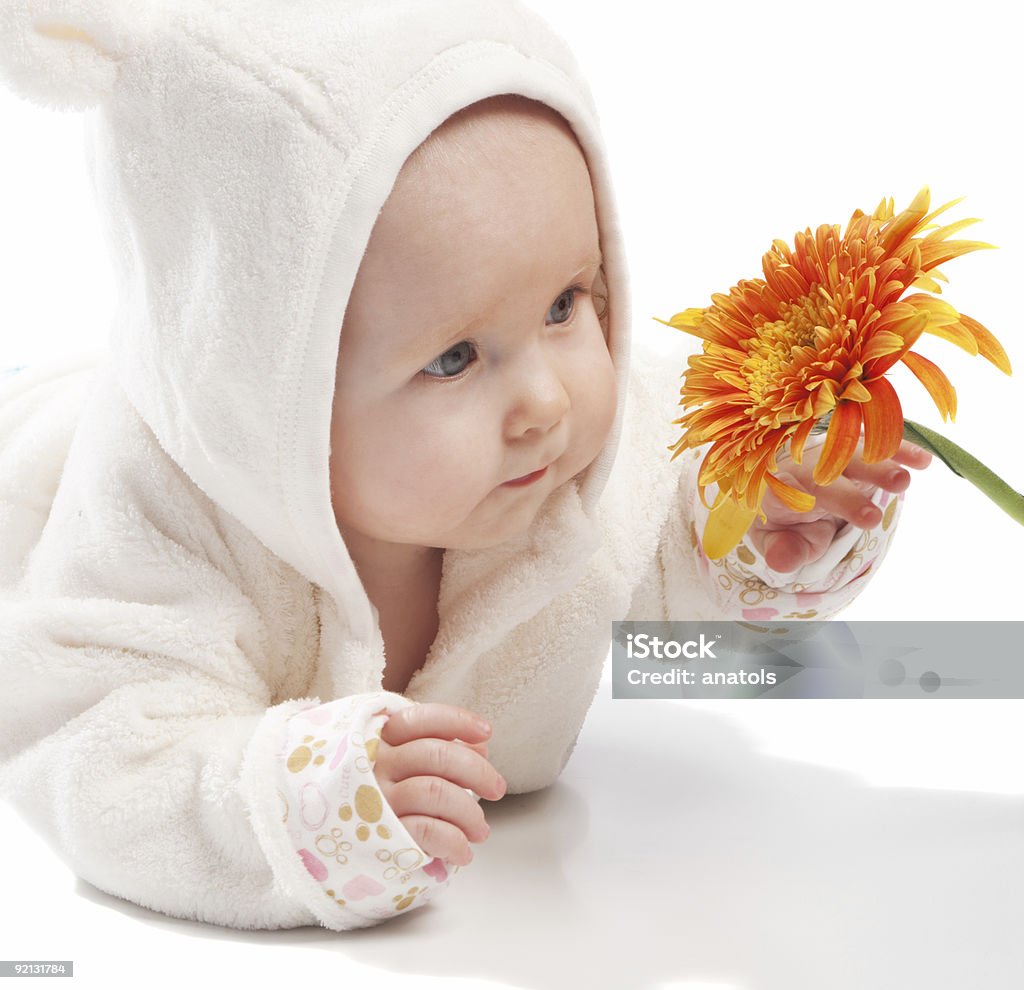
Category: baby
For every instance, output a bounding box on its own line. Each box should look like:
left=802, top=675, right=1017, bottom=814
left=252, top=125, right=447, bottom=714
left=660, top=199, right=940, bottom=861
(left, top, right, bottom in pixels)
left=337, top=93, right=931, bottom=875
left=0, top=0, right=928, bottom=934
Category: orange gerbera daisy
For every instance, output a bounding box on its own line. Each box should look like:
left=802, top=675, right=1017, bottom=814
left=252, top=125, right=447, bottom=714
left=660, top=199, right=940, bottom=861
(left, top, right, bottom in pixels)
left=657, top=186, right=1012, bottom=559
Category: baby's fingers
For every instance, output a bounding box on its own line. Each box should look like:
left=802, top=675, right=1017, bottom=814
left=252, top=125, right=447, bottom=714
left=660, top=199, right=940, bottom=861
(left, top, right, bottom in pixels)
left=400, top=814, right=476, bottom=867
left=749, top=518, right=839, bottom=572
left=805, top=472, right=883, bottom=530
left=889, top=440, right=933, bottom=469
left=839, top=457, right=911, bottom=494
left=381, top=702, right=491, bottom=747
left=459, top=738, right=489, bottom=758
left=378, top=736, right=506, bottom=802
left=840, top=440, right=931, bottom=493
left=389, top=775, right=491, bottom=846
left=764, top=469, right=880, bottom=531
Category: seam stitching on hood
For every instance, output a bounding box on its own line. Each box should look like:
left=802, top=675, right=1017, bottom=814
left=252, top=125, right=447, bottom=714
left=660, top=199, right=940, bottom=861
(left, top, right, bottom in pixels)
left=170, top=27, right=572, bottom=158
left=278, top=39, right=576, bottom=640
left=172, top=22, right=344, bottom=149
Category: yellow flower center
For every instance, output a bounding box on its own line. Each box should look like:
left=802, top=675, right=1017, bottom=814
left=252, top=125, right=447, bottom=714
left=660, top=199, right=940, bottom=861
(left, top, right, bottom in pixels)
left=741, top=290, right=835, bottom=405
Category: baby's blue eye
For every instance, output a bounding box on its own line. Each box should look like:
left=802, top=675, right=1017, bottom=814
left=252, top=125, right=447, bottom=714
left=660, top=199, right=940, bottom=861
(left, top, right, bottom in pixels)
left=421, top=288, right=580, bottom=380
left=547, top=287, right=577, bottom=325
left=422, top=340, right=476, bottom=379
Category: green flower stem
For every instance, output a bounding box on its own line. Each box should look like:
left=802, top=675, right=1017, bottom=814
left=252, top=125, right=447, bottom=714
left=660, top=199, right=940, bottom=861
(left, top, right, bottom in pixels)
left=903, top=418, right=1024, bottom=526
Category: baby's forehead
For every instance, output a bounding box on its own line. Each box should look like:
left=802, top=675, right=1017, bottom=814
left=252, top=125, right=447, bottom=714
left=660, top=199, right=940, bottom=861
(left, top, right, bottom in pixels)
left=348, top=96, right=599, bottom=347
left=400, top=95, right=583, bottom=187
left=374, top=116, right=593, bottom=262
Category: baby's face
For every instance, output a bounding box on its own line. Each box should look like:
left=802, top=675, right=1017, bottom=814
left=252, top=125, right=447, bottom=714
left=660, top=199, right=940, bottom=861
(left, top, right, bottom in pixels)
left=329, top=104, right=616, bottom=554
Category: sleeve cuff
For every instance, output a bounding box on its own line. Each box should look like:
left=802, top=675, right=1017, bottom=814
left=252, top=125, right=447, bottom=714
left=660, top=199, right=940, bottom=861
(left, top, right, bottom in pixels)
left=241, top=691, right=468, bottom=931
left=689, top=475, right=906, bottom=620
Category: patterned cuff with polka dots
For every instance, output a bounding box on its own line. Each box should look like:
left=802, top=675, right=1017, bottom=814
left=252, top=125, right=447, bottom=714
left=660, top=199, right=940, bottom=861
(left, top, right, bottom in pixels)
left=689, top=475, right=906, bottom=621
left=275, top=691, right=463, bottom=927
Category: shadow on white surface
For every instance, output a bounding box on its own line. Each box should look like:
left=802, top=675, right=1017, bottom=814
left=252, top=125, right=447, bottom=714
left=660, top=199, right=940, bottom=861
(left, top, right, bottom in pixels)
left=40, top=687, right=1024, bottom=990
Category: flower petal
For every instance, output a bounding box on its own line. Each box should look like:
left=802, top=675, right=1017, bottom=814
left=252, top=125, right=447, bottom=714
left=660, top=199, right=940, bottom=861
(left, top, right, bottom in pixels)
left=702, top=495, right=759, bottom=561
left=904, top=294, right=981, bottom=356
left=922, top=216, right=983, bottom=242
left=860, top=330, right=906, bottom=365
left=958, top=313, right=1012, bottom=375
left=788, top=417, right=817, bottom=465
left=917, top=239, right=996, bottom=272
left=653, top=311, right=718, bottom=344
left=812, top=401, right=863, bottom=486
left=878, top=185, right=930, bottom=252
left=909, top=272, right=945, bottom=293
left=917, top=195, right=967, bottom=230
left=839, top=378, right=871, bottom=402
left=904, top=293, right=966, bottom=326
left=765, top=471, right=816, bottom=512
left=860, top=377, right=904, bottom=463
left=870, top=311, right=930, bottom=376
left=902, top=350, right=958, bottom=422
left=763, top=258, right=810, bottom=299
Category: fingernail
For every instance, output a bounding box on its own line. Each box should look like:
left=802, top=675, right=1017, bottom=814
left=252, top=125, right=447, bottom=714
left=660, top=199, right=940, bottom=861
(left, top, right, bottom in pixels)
left=859, top=506, right=879, bottom=525
left=476, top=718, right=491, bottom=734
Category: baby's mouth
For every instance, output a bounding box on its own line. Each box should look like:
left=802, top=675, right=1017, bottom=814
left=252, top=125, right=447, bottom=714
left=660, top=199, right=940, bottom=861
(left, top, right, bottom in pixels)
left=503, top=464, right=549, bottom=487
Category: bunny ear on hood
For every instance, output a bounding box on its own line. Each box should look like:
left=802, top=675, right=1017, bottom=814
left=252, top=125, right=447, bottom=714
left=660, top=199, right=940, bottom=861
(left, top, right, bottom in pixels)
left=0, top=0, right=632, bottom=658
left=0, top=0, right=156, bottom=110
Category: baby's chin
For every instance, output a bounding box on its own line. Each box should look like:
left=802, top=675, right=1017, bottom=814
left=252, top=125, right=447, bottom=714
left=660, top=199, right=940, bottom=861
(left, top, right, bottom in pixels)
left=424, top=446, right=608, bottom=551
left=448, top=481, right=586, bottom=553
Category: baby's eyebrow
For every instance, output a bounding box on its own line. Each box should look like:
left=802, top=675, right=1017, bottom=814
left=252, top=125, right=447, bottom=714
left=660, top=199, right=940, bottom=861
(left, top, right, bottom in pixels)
left=404, top=250, right=604, bottom=363
left=573, top=251, right=603, bottom=276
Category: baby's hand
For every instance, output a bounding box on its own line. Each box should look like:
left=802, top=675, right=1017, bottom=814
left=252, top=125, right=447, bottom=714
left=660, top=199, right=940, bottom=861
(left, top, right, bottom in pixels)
left=373, top=702, right=507, bottom=867
left=748, top=438, right=933, bottom=573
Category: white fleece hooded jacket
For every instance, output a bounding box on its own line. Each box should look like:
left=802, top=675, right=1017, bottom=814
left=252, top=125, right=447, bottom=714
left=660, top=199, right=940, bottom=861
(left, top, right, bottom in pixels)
left=0, top=0, right=903, bottom=932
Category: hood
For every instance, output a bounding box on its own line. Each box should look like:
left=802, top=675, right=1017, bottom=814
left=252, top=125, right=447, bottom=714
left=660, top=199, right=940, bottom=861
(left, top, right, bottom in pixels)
left=0, top=0, right=631, bottom=651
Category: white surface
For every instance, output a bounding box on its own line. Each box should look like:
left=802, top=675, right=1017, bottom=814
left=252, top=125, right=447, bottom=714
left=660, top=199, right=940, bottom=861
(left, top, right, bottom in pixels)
left=2, top=0, right=1022, bottom=986
left=2, top=657, right=1022, bottom=989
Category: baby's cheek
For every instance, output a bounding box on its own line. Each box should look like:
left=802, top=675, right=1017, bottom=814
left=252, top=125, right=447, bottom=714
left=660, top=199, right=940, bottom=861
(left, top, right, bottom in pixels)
left=581, top=345, right=617, bottom=442
left=398, top=425, right=490, bottom=498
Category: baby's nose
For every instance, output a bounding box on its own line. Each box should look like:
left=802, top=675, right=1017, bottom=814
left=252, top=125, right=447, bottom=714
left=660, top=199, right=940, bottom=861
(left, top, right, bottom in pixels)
left=505, top=365, right=571, bottom=438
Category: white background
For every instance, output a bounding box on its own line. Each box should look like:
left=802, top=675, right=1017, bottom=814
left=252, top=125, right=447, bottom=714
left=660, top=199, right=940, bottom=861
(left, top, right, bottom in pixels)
left=1, top=1, right=1022, bottom=988
left=2, top=1, right=1023, bottom=618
